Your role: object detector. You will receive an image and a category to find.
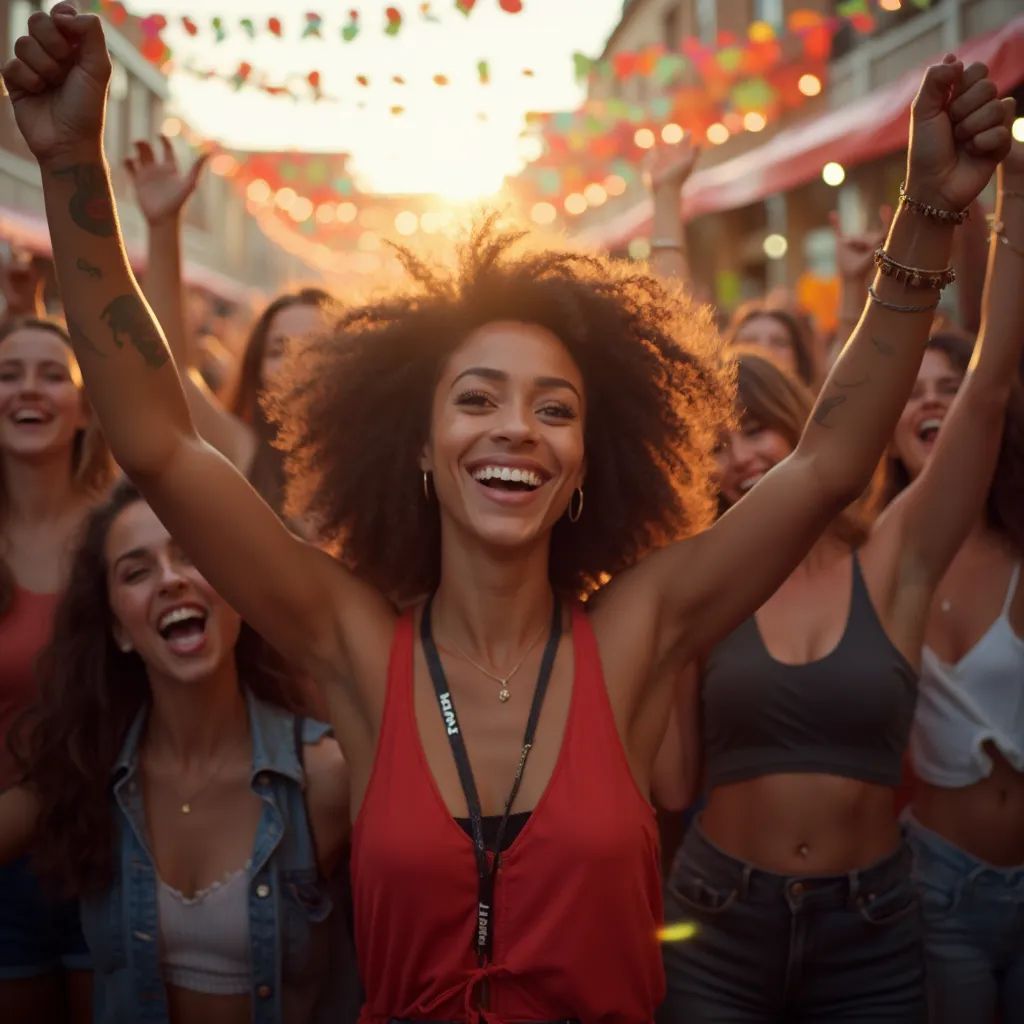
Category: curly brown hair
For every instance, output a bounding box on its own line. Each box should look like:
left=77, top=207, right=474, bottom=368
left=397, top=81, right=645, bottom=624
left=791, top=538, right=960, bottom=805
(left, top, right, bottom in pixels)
left=10, top=481, right=303, bottom=897
left=270, top=221, right=730, bottom=600
left=885, top=332, right=1024, bottom=552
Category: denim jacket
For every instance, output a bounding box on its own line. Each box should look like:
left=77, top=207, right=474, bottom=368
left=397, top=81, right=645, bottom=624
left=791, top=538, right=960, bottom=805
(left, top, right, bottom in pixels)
left=80, top=690, right=358, bottom=1024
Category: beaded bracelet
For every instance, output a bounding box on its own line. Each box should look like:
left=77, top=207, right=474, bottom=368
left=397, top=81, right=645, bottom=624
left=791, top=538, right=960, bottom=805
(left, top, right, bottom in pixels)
left=991, top=221, right=1024, bottom=258
left=867, top=285, right=940, bottom=314
left=873, top=246, right=956, bottom=289
left=898, top=181, right=969, bottom=225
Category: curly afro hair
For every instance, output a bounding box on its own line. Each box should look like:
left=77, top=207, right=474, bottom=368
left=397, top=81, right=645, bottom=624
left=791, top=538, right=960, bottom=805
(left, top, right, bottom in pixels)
left=270, top=220, right=732, bottom=601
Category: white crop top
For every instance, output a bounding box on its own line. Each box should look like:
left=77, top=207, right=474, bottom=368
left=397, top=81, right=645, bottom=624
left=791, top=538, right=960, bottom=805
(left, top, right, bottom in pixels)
left=910, top=562, right=1024, bottom=787
left=158, top=862, right=252, bottom=995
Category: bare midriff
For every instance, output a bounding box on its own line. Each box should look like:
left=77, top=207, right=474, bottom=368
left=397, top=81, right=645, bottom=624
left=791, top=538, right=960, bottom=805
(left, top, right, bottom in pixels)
left=913, top=745, right=1024, bottom=866
left=166, top=986, right=252, bottom=1024
left=701, top=773, right=901, bottom=875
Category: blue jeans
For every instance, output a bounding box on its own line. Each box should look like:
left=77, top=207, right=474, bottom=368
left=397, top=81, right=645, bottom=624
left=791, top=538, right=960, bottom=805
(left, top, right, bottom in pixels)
left=904, top=813, right=1024, bottom=1024
left=659, top=823, right=926, bottom=1023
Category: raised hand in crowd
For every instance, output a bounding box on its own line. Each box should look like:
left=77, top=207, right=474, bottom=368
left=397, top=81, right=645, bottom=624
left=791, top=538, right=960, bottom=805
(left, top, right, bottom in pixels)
left=645, top=133, right=699, bottom=284
left=124, top=135, right=258, bottom=472
left=0, top=249, right=45, bottom=319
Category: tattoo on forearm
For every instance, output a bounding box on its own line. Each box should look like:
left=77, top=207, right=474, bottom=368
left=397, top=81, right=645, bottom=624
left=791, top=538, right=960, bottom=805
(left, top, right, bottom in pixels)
left=813, top=393, right=847, bottom=428
left=65, top=316, right=107, bottom=359
left=871, top=335, right=895, bottom=357
left=101, top=295, right=168, bottom=369
left=76, top=258, right=102, bottom=279
left=834, top=374, right=868, bottom=390
left=53, top=164, right=115, bottom=238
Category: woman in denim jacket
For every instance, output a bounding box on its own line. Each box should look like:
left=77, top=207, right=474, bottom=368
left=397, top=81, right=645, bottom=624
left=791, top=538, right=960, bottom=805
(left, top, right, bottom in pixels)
left=0, top=481, right=359, bottom=1024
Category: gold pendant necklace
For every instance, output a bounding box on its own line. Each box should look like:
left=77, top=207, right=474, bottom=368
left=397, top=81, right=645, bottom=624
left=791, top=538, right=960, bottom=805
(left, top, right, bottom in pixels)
left=439, top=617, right=549, bottom=703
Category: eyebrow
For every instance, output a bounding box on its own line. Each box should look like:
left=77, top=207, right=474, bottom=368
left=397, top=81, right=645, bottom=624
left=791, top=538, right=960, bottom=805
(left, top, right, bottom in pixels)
left=112, top=547, right=150, bottom=571
left=450, top=366, right=581, bottom=400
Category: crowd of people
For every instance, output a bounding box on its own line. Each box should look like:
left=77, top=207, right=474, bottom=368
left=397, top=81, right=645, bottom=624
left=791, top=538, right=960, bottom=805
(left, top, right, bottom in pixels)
left=0, top=4, right=1021, bottom=1024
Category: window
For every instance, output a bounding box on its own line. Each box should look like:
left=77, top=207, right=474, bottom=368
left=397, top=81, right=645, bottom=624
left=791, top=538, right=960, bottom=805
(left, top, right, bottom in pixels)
left=752, top=0, right=783, bottom=27
left=662, top=2, right=681, bottom=48
left=695, top=0, right=717, bottom=45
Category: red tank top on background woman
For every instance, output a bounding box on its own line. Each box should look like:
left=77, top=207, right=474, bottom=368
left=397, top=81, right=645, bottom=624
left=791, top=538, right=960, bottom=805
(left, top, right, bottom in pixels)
left=352, top=606, right=664, bottom=1023
left=0, top=586, right=59, bottom=788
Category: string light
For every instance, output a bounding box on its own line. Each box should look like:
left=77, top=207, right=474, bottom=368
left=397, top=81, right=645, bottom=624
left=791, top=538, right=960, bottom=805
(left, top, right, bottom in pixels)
left=246, top=178, right=271, bottom=204
left=531, top=201, right=557, bottom=225
left=274, top=186, right=297, bottom=210
left=822, top=161, right=846, bottom=186
left=1013, top=117, right=1024, bottom=143
left=420, top=210, right=446, bottom=234
left=210, top=153, right=237, bottom=177
left=743, top=112, right=767, bottom=132
left=661, top=123, right=685, bottom=145
left=633, top=128, right=656, bottom=150
left=583, top=183, right=608, bottom=207
left=336, top=201, right=358, bottom=223
left=879, top=0, right=901, bottom=9
left=289, top=196, right=314, bottom=221
left=564, top=193, right=588, bottom=215
left=763, top=233, right=788, bottom=259
left=395, top=210, right=419, bottom=236
left=161, top=116, right=182, bottom=137
left=706, top=122, right=730, bottom=145
left=798, top=73, right=823, bottom=97
left=315, top=203, right=336, bottom=224
left=604, top=174, right=627, bottom=197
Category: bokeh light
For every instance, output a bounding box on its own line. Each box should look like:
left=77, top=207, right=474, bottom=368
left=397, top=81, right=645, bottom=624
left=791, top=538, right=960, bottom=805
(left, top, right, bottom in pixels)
left=583, top=183, right=608, bottom=207
left=661, top=123, right=685, bottom=145
left=161, top=117, right=182, bottom=137
left=763, top=233, right=788, bottom=259
left=604, top=174, right=628, bottom=196
left=1013, top=117, right=1024, bottom=143
left=743, top=112, right=767, bottom=133
left=822, top=161, right=846, bottom=186
left=628, top=238, right=651, bottom=260
left=531, top=201, right=557, bottom=225
left=395, top=210, right=419, bottom=236
left=246, top=178, right=271, bottom=204
left=634, top=128, right=656, bottom=150
left=564, top=192, right=588, bottom=215
left=706, top=122, right=730, bottom=145
left=798, top=73, right=823, bottom=97
left=336, top=201, right=358, bottom=223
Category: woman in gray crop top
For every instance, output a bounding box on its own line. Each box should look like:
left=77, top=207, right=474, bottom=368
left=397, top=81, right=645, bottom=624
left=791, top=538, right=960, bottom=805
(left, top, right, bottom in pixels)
left=885, top=141, right=1024, bottom=1024
left=0, top=483, right=361, bottom=1024
left=658, top=141, right=1024, bottom=1023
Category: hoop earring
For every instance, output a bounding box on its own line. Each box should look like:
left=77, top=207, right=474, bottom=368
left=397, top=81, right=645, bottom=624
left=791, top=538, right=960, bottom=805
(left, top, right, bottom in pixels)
left=422, top=470, right=432, bottom=501
left=568, top=486, right=584, bottom=523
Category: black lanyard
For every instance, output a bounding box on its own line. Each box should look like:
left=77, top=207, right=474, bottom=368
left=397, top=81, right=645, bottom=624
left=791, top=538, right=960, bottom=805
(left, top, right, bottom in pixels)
left=421, top=594, right=562, bottom=965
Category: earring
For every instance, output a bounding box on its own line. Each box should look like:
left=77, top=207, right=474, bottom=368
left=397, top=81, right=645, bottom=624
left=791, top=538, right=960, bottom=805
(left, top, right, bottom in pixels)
left=118, top=639, right=133, bottom=653
left=422, top=470, right=432, bottom=501
left=568, top=486, right=584, bottom=523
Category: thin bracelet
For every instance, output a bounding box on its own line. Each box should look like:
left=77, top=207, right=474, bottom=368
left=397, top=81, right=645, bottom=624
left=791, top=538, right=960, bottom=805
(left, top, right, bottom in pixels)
left=1001, top=189, right=1024, bottom=200
left=873, top=247, right=955, bottom=289
left=867, top=285, right=940, bottom=314
left=649, top=238, right=684, bottom=251
left=898, top=181, right=969, bottom=224
left=991, top=221, right=1024, bottom=258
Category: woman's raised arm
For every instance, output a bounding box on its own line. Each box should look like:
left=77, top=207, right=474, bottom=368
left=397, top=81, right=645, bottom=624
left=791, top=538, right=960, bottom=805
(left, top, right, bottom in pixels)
left=603, top=56, right=1014, bottom=685
left=1, top=6, right=392, bottom=690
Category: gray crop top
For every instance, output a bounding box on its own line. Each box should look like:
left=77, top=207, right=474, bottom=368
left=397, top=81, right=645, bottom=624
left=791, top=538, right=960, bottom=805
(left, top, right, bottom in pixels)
left=702, top=554, right=917, bottom=789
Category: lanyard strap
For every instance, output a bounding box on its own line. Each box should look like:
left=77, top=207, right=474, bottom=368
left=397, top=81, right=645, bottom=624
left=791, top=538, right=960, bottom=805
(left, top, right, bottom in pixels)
left=421, top=595, right=562, bottom=963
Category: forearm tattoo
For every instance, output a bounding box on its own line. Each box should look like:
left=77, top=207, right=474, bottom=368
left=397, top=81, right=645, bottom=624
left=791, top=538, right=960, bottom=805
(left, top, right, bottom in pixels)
left=65, top=316, right=107, bottom=359
left=76, top=257, right=102, bottom=279
left=871, top=335, right=895, bottom=357
left=812, top=393, right=847, bottom=428
left=53, top=164, right=115, bottom=237
left=101, top=295, right=168, bottom=369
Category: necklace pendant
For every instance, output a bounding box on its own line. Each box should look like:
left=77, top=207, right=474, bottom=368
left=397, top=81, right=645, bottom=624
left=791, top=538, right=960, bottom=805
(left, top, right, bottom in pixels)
left=181, top=802, right=192, bottom=815
left=498, top=687, right=511, bottom=703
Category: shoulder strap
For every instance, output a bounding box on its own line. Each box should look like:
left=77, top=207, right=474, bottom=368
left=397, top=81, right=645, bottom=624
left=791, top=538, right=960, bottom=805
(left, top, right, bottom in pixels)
left=1002, top=562, right=1022, bottom=616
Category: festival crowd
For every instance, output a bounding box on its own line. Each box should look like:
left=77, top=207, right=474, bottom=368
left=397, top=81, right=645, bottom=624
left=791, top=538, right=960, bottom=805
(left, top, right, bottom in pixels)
left=0, top=4, right=1021, bottom=1024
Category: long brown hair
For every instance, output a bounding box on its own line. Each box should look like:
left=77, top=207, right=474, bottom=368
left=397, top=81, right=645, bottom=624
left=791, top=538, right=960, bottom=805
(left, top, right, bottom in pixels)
left=727, top=348, right=877, bottom=543
left=0, top=318, right=115, bottom=615
left=885, top=332, right=1024, bottom=553
left=725, top=301, right=818, bottom=387
left=226, top=289, right=338, bottom=514
left=10, top=481, right=303, bottom=897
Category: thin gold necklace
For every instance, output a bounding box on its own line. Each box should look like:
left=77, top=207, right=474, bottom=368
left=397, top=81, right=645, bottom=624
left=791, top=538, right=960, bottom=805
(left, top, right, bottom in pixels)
left=438, top=617, right=549, bottom=703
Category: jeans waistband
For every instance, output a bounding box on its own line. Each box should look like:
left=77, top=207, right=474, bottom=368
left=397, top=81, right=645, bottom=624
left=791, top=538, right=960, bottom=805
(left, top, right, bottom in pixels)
left=674, top=820, right=912, bottom=909
left=902, top=811, right=1024, bottom=882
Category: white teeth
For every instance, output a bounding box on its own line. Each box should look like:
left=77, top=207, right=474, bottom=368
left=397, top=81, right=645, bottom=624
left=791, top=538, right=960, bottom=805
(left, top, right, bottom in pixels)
left=738, top=474, right=762, bottom=493
left=12, top=410, right=47, bottom=423
left=470, top=465, right=544, bottom=487
left=918, top=417, right=942, bottom=440
left=158, top=607, right=205, bottom=632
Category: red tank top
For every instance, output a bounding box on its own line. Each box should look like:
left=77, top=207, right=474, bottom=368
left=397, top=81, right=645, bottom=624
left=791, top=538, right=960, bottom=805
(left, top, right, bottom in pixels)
left=0, top=586, right=58, bottom=788
left=352, top=605, right=664, bottom=1023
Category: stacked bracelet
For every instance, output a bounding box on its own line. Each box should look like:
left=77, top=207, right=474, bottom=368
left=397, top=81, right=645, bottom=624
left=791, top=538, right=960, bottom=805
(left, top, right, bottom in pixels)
left=873, top=246, right=956, bottom=289
left=898, top=181, right=969, bottom=224
left=991, top=220, right=1024, bottom=258
left=867, top=285, right=940, bottom=314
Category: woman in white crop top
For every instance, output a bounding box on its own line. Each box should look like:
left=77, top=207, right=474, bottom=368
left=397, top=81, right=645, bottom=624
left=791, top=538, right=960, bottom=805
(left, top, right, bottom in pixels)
left=886, top=140, right=1024, bottom=1024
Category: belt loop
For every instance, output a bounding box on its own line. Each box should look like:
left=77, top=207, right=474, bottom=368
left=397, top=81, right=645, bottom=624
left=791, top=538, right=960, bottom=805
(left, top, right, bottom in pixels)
left=740, top=863, right=752, bottom=899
